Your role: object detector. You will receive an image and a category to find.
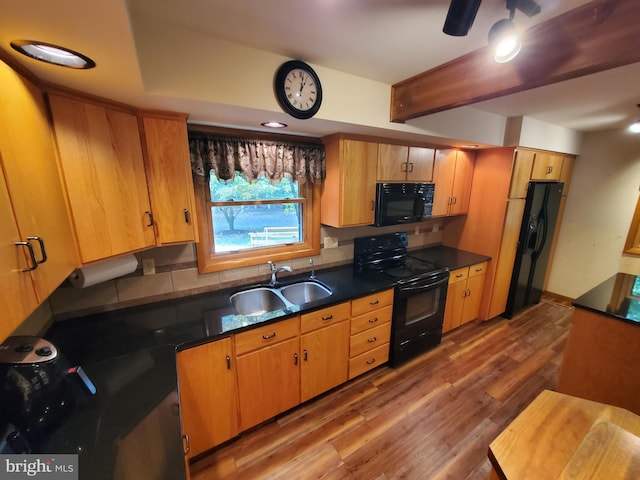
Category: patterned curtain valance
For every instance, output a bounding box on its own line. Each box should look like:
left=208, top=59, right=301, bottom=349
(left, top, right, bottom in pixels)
left=189, top=132, right=326, bottom=185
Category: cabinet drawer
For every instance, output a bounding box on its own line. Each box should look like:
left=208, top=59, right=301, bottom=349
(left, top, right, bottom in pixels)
left=234, top=316, right=299, bottom=356
left=301, top=301, right=351, bottom=334
left=349, top=343, right=390, bottom=379
left=351, top=289, right=394, bottom=317
left=468, top=262, right=488, bottom=279
left=350, top=322, right=392, bottom=358
left=449, top=267, right=469, bottom=284
left=350, top=305, right=393, bottom=335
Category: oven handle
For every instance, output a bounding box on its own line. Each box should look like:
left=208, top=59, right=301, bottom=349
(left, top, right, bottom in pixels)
left=397, top=274, right=449, bottom=293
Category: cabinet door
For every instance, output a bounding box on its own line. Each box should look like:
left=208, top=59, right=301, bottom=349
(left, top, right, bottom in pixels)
left=0, top=62, right=78, bottom=306
left=449, top=150, right=475, bottom=215
left=407, top=147, right=435, bottom=182
left=432, top=149, right=456, bottom=216
left=140, top=114, right=198, bottom=245
left=49, top=94, right=155, bottom=263
left=559, top=156, right=575, bottom=196
left=531, top=152, right=563, bottom=181
left=236, top=337, right=300, bottom=430
left=460, top=271, right=486, bottom=326
left=301, top=320, right=349, bottom=402
left=340, top=140, right=378, bottom=226
left=0, top=168, right=38, bottom=341
left=376, top=143, right=408, bottom=181
left=177, top=338, right=239, bottom=458
left=443, top=268, right=468, bottom=333
left=509, top=149, right=535, bottom=199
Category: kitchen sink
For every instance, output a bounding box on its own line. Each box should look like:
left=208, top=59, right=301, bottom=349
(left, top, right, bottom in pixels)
left=279, top=281, right=332, bottom=305
left=230, top=280, right=333, bottom=315
left=230, top=287, right=287, bottom=315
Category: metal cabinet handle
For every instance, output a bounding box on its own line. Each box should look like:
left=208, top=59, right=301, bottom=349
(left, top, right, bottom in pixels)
left=262, top=332, right=276, bottom=340
left=183, top=434, right=190, bottom=455
left=26, top=236, right=47, bottom=264
left=321, top=314, right=334, bottom=321
left=401, top=163, right=407, bottom=173
left=366, top=358, right=376, bottom=365
left=407, top=162, right=414, bottom=172
left=456, top=273, right=464, bottom=278
left=15, top=241, right=38, bottom=272
left=368, top=317, right=378, bottom=324
left=546, top=166, right=553, bottom=174
left=184, top=208, right=190, bottom=224
left=145, top=210, right=154, bottom=226
left=370, top=200, right=375, bottom=211
left=303, top=349, right=308, bottom=361
left=226, top=355, right=231, bottom=370
left=294, top=353, right=299, bottom=365
left=369, top=300, right=379, bottom=306
left=368, top=337, right=377, bottom=343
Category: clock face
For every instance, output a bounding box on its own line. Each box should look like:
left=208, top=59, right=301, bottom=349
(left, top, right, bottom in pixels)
left=275, top=60, right=323, bottom=119
left=284, top=68, right=318, bottom=112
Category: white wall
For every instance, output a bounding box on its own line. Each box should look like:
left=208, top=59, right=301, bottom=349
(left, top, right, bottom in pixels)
left=547, top=129, right=640, bottom=298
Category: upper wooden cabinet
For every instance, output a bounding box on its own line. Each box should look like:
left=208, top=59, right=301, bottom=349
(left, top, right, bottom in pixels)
left=49, top=94, right=156, bottom=263
left=432, top=149, right=475, bottom=216
left=0, top=61, right=79, bottom=341
left=509, top=149, right=576, bottom=199
left=321, top=135, right=378, bottom=227
left=377, top=144, right=434, bottom=182
left=139, top=112, right=198, bottom=245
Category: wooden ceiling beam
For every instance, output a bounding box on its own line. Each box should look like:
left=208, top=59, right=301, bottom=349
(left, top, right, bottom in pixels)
left=390, top=0, right=640, bottom=123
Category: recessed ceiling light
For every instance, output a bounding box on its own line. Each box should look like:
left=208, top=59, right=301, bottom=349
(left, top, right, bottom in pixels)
left=10, top=40, right=96, bottom=69
left=261, top=121, right=288, bottom=128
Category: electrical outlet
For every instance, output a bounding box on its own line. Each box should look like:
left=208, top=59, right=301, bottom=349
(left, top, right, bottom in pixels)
left=324, top=236, right=339, bottom=249
left=142, top=258, right=156, bottom=275
left=414, top=226, right=420, bottom=235
left=432, top=223, right=439, bottom=233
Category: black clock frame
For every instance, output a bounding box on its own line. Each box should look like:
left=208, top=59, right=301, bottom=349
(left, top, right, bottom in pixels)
left=274, top=60, right=323, bottom=120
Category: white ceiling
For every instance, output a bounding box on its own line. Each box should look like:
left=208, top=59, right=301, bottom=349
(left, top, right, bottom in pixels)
left=1, top=0, right=639, bottom=142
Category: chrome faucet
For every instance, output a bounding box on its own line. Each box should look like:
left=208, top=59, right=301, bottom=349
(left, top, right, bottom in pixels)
left=267, top=261, right=292, bottom=286
left=309, top=258, right=316, bottom=280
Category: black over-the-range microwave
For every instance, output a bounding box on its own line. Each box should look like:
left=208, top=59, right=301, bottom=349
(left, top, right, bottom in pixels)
left=374, top=182, right=435, bottom=226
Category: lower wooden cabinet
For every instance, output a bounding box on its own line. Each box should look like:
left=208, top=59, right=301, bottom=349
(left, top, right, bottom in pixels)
left=235, top=317, right=300, bottom=430
left=300, top=303, right=350, bottom=402
left=177, top=290, right=395, bottom=457
left=176, top=337, right=239, bottom=459
left=348, top=290, right=394, bottom=379
left=443, top=262, right=487, bottom=333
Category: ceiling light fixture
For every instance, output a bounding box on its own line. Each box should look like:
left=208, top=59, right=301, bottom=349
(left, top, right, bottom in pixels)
left=488, top=0, right=540, bottom=63
left=629, top=104, right=640, bottom=134
left=443, top=0, right=482, bottom=37
left=10, top=40, right=95, bottom=69
left=261, top=121, right=287, bottom=128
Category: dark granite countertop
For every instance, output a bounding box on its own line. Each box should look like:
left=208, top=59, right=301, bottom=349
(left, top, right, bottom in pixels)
left=572, top=273, right=640, bottom=326
left=31, top=245, right=487, bottom=479
left=409, top=245, right=491, bottom=270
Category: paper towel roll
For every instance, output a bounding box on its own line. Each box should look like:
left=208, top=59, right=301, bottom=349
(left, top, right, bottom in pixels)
left=69, top=254, right=139, bottom=288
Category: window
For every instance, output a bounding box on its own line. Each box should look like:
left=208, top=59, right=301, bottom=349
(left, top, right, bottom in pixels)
left=190, top=131, right=324, bottom=273
left=210, top=172, right=302, bottom=253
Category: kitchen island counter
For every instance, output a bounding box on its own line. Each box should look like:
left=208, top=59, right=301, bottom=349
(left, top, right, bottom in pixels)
left=557, top=272, right=640, bottom=417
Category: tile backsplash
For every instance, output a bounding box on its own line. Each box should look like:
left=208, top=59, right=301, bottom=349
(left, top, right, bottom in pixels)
left=22, top=221, right=443, bottom=331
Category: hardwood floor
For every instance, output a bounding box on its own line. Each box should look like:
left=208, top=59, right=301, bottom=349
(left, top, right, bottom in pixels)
left=190, top=297, right=574, bottom=480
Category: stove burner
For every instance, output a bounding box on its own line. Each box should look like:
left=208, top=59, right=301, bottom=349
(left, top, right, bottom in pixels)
left=384, top=267, right=412, bottom=279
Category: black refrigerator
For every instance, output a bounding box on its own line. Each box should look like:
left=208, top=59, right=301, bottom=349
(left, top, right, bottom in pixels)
left=504, top=181, right=563, bottom=318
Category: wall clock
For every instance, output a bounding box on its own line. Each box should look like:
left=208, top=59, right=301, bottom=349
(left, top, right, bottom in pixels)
left=274, top=60, right=322, bottom=119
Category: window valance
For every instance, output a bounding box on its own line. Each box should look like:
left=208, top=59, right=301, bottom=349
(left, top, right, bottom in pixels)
left=189, top=132, right=325, bottom=185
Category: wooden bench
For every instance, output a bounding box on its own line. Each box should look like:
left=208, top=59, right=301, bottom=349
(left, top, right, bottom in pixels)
left=249, top=226, right=299, bottom=247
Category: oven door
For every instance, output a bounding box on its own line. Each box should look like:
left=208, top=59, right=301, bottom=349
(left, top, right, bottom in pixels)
left=389, top=271, right=449, bottom=366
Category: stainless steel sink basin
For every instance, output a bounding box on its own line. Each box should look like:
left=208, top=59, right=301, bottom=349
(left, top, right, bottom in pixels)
left=230, top=280, right=333, bottom=315
left=230, top=287, right=287, bottom=315
left=279, top=281, right=332, bottom=305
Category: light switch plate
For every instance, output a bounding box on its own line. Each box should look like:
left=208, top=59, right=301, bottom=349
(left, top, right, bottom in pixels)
left=142, top=258, right=156, bottom=275
left=324, top=236, right=339, bottom=249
